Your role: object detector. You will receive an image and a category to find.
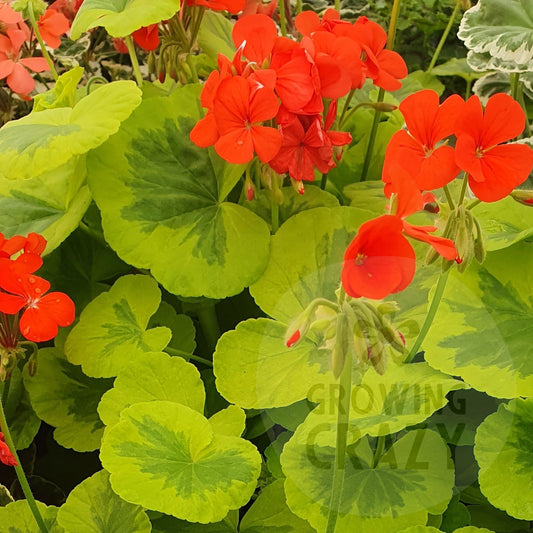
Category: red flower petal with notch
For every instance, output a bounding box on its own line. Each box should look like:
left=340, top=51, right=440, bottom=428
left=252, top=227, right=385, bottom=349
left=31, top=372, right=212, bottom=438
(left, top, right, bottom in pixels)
left=0, top=268, right=75, bottom=342
left=455, top=93, right=533, bottom=202
left=383, top=90, right=464, bottom=191
left=341, top=215, right=416, bottom=300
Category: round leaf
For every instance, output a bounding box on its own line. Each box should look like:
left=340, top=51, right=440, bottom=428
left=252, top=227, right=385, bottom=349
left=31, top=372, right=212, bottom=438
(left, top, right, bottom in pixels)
left=249, top=206, right=373, bottom=323
left=475, top=398, right=533, bottom=520
left=214, top=318, right=333, bottom=409
left=0, top=501, right=59, bottom=532
left=65, top=274, right=171, bottom=378
left=88, top=85, right=271, bottom=299
left=209, top=405, right=246, bottom=437
left=23, top=348, right=113, bottom=452
left=282, top=429, right=454, bottom=532
left=56, top=470, right=151, bottom=533
left=100, top=400, right=261, bottom=523
left=0, top=81, right=142, bottom=180
left=424, top=243, right=533, bottom=398
left=98, top=351, right=205, bottom=427
left=71, top=0, right=180, bottom=39
left=458, top=0, right=533, bottom=72
left=240, top=479, right=316, bottom=532
left=293, top=362, right=468, bottom=447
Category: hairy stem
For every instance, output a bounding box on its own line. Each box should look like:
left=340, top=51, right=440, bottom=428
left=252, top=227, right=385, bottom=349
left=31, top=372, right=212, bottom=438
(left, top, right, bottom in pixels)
left=125, top=36, right=143, bottom=86
left=427, top=1, right=461, bottom=71
left=406, top=272, right=449, bottom=362
left=0, top=394, right=48, bottom=532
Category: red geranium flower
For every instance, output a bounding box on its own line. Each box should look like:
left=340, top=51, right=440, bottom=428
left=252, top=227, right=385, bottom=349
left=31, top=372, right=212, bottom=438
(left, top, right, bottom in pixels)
left=0, top=433, right=17, bottom=467
left=132, top=24, right=160, bottom=51
left=37, top=9, right=70, bottom=49
left=383, top=90, right=464, bottom=191
left=342, top=215, right=416, bottom=300
left=0, top=270, right=75, bottom=343
left=0, top=29, right=49, bottom=96
left=455, top=93, right=533, bottom=202
left=203, top=75, right=281, bottom=164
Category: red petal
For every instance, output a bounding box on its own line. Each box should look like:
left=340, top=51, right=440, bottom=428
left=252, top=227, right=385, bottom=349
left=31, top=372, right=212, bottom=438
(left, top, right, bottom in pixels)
left=0, top=59, right=14, bottom=81
left=468, top=143, right=533, bottom=202
left=215, top=129, right=254, bottom=163
left=402, top=221, right=458, bottom=260
left=251, top=125, right=282, bottom=162
left=342, top=215, right=415, bottom=299
left=19, top=57, right=50, bottom=73
left=0, top=292, right=25, bottom=314
left=481, top=93, right=526, bottom=148
left=295, top=11, right=321, bottom=36
left=415, top=145, right=460, bottom=190
left=249, top=86, right=279, bottom=123
left=190, top=111, right=219, bottom=148
left=232, top=14, right=277, bottom=63
left=132, top=25, right=160, bottom=51
left=455, top=134, right=484, bottom=182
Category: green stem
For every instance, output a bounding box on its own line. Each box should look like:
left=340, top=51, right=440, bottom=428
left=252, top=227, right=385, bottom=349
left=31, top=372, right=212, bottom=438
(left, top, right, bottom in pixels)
left=467, top=198, right=481, bottom=210
left=427, top=1, right=461, bottom=71
left=360, top=0, right=402, bottom=182
left=125, top=36, right=143, bottom=87
left=371, top=436, right=386, bottom=468
left=27, top=3, right=58, bottom=80
left=196, top=303, right=220, bottom=353
left=296, top=0, right=302, bottom=15
left=515, top=77, right=532, bottom=138
left=86, top=76, right=108, bottom=94
left=279, top=0, right=286, bottom=37
left=334, top=0, right=340, bottom=13
left=406, top=272, right=449, bottom=362
left=443, top=184, right=456, bottom=211
left=1, top=380, right=10, bottom=412
left=0, top=395, right=48, bottom=533
left=271, top=197, right=279, bottom=233
left=325, top=316, right=353, bottom=533
left=164, top=346, right=213, bottom=367
left=339, top=89, right=356, bottom=127
left=458, top=174, right=469, bottom=206
left=510, top=73, right=520, bottom=102
left=320, top=173, right=328, bottom=190
left=465, top=78, right=472, bottom=99
left=360, top=88, right=384, bottom=182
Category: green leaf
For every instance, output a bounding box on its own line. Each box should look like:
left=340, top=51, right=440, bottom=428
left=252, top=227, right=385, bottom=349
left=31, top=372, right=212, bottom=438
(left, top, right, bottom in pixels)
left=87, top=85, right=271, bottom=299
left=0, top=81, right=142, bottom=180
left=240, top=479, right=316, bottom=532
left=440, top=494, right=470, bottom=532
left=249, top=206, right=373, bottom=323
left=424, top=242, right=533, bottom=398
left=150, top=512, right=239, bottom=532
left=473, top=197, right=533, bottom=251
left=214, top=318, right=333, bottom=409
left=282, top=430, right=454, bottom=532
left=0, top=485, right=13, bottom=507
left=344, top=181, right=388, bottom=216
left=100, top=400, right=261, bottom=523
left=71, top=0, right=180, bottom=39
left=0, top=501, right=59, bottom=532
left=197, top=10, right=235, bottom=61
left=38, top=227, right=131, bottom=311
left=454, top=528, right=494, bottom=533
left=23, top=348, right=113, bottom=452
left=391, top=70, right=444, bottom=101
left=425, top=389, right=500, bottom=446
left=458, top=0, right=533, bottom=72
left=98, top=351, right=205, bottom=427
left=65, top=274, right=171, bottom=378
left=266, top=400, right=314, bottom=431
left=467, top=503, right=527, bottom=532
left=431, top=58, right=487, bottom=82
left=246, top=185, right=339, bottom=229
left=397, top=528, right=442, bottom=533
left=264, top=431, right=291, bottom=479
left=56, top=470, right=150, bottom=532
left=209, top=405, right=246, bottom=437
left=148, top=302, right=196, bottom=355
left=32, top=67, right=84, bottom=112
left=0, top=157, right=91, bottom=254
left=3, top=368, right=40, bottom=450
left=475, top=399, right=533, bottom=520
left=289, top=362, right=468, bottom=447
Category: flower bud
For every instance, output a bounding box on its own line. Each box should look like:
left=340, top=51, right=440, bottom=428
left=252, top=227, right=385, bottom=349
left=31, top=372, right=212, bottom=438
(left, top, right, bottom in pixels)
left=511, top=190, right=533, bottom=207
left=12, top=0, right=47, bottom=18
left=291, top=178, right=305, bottom=195
left=245, top=177, right=255, bottom=202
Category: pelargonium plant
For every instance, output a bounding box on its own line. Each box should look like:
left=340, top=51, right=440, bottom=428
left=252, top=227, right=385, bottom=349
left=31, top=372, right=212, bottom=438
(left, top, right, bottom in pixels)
left=0, top=0, right=532, bottom=531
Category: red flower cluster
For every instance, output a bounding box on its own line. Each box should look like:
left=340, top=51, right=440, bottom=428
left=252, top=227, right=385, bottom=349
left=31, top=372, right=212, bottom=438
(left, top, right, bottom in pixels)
left=0, top=2, right=69, bottom=97
left=0, top=432, right=17, bottom=467
left=384, top=90, right=533, bottom=203
left=190, top=12, right=407, bottom=187
left=0, top=233, right=75, bottom=343
left=342, top=89, right=533, bottom=300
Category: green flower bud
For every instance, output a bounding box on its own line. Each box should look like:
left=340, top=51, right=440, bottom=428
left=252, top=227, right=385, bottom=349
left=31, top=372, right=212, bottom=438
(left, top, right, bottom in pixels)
left=12, top=0, right=47, bottom=19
